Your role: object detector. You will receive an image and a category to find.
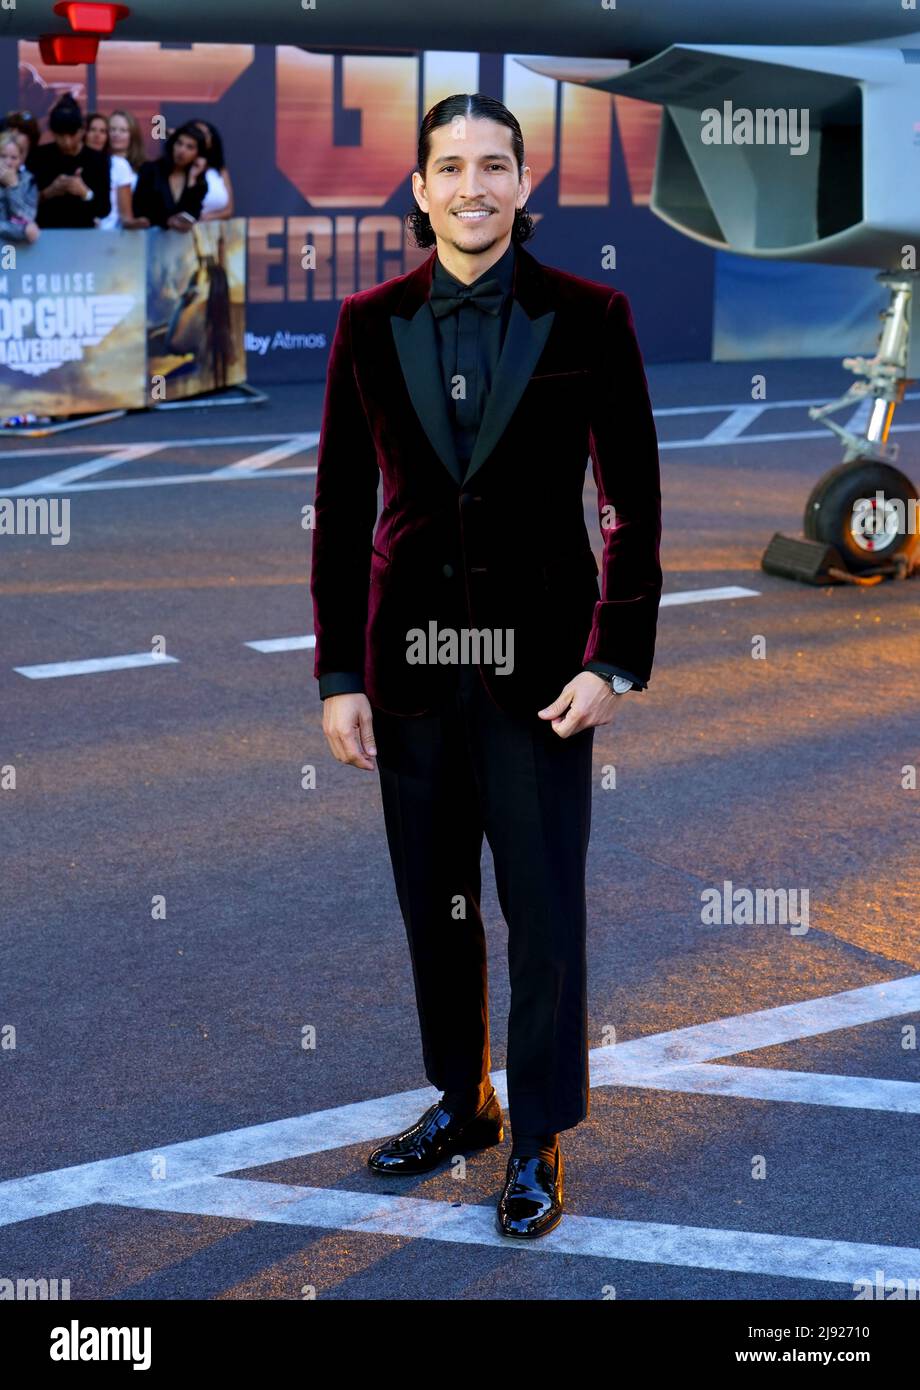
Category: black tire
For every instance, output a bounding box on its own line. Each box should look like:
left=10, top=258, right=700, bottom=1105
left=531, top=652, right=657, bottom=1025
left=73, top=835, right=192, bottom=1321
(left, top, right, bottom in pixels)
left=803, top=459, right=919, bottom=572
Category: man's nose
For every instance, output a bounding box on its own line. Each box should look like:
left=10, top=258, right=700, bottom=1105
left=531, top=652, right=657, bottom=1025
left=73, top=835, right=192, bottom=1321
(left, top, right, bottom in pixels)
left=458, top=170, right=486, bottom=201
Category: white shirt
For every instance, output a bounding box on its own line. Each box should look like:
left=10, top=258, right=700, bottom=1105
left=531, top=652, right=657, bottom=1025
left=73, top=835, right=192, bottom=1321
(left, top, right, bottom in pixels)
left=97, top=154, right=137, bottom=230
left=200, top=165, right=229, bottom=216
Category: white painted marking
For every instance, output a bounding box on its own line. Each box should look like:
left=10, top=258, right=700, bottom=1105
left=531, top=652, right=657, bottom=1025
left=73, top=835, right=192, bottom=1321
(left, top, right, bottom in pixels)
left=590, top=975, right=920, bottom=1077
left=660, top=585, right=760, bottom=606
left=1, top=973, right=918, bottom=1257
left=659, top=420, right=920, bottom=450
left=652, top=390, right=920, bottom=417
left=244, top=636, right=315, bottom=653
left=208, top=433, right=320, bottom=477
left=0, top=432, right=324, bottom=461
left=111, top=1175, right=920, bottom=1283
left=13, top=652, right=179, bottom=679
left=618, top=1064, right=920, bottom=1113
left=701, top=404, right=767, bottom=443
left=26, top=466, right=316, bottom=494
left=4, top=443, right=165, bottom=496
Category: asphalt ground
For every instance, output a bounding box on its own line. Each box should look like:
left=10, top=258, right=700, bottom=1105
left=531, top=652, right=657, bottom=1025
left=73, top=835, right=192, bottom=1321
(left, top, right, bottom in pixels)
left=0, top=357, right=918, bottom=1312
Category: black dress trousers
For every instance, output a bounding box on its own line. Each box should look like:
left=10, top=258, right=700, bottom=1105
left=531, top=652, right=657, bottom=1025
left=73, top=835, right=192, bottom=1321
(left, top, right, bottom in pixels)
left=370, top=659, right=595, bottom=1136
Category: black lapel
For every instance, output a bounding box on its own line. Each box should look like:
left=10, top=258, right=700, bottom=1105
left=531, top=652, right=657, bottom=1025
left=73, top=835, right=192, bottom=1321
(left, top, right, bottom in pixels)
left=389, top=244, right=556, bottom=489
left=390, top=283, right=463, bottom=485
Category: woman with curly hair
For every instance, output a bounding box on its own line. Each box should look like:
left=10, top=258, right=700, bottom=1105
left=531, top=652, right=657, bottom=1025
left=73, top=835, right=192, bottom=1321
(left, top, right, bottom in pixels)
left=192, top=118, right=234, bottom=222
left=132, top=122, right=207, bottom=231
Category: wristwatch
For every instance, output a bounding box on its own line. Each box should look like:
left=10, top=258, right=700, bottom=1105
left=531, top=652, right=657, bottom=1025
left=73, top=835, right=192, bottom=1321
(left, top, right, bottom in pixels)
left=604, top=673, right=634, bottom=694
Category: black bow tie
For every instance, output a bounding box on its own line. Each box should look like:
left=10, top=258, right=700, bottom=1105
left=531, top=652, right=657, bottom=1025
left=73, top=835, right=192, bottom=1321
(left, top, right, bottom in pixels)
left=429, top=276, right=504, bottom=319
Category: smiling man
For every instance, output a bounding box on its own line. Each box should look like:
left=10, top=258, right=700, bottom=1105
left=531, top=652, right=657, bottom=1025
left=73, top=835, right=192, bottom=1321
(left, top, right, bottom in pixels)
left=311, top=92, right=663, bottom=1238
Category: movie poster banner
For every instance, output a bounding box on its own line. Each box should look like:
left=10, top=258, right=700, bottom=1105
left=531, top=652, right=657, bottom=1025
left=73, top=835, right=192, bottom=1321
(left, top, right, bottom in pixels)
left=0, top=229, right=147, bottom=416
left=145, top=219, right=247, bottom=402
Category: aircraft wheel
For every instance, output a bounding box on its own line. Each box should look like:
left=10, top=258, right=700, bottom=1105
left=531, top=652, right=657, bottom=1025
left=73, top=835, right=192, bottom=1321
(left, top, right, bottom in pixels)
left=803, top=460, right=919, bottom=573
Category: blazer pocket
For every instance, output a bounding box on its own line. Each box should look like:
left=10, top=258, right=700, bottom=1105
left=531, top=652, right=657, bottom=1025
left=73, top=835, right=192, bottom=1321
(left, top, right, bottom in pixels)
left=529, top=369, right=589, bottom=382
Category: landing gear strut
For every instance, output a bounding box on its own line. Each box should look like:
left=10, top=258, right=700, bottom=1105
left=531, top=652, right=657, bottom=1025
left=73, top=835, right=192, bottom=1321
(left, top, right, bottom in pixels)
left=763, top=271, right=920, bottom=585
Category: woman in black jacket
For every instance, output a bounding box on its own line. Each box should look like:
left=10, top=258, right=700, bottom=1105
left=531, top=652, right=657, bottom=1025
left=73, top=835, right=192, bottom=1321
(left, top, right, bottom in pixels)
left=132, top=122, right=207, bottom=231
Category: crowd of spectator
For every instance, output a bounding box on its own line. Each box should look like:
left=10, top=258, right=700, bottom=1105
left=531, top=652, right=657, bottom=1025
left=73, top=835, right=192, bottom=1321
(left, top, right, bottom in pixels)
left=0, top=93, right=234, bottom=243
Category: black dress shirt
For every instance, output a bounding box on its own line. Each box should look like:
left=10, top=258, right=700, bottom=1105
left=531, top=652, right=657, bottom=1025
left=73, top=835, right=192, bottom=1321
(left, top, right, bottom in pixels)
left=29, top=142, right=111, bottom=229
left=318, top=241, right=643, bottom=698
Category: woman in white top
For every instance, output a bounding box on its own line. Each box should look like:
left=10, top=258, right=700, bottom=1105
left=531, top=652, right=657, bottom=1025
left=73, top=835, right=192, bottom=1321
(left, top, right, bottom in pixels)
left=192, top=119, right=234, bottom=220
left=84, top=109, right=146, bottom=230
left=107, top=109, right=148, bottom=229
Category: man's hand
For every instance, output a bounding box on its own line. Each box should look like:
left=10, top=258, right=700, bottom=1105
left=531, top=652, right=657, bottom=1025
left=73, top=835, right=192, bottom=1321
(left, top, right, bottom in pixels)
left=41, top=174, right=69, bottom=199
left=63, top=169, right=89, bottom=199
left=322, top=691, right=377, bottom=770
left=537, top=671, right=621, bottom=738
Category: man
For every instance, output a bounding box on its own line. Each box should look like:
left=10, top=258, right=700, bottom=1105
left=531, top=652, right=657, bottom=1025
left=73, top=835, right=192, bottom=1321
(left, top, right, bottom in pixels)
left=311, top=93, right=662, bottom=1238
left=28, top=94, right=110, bottom=229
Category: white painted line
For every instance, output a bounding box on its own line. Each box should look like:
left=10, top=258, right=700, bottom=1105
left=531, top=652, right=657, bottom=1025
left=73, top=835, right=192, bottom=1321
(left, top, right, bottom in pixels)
left=13, top=652, right=179, bottom=679
left=701, top=404, right=767, bottom=443
left=660, top=585, right=760, bottom=606
left=110, top=1175, right=920, bottom=1283
left=1, top=974, right=917, bottom=1235
left=27, top=466, right=317, bottom=494
left=660, top=420, right=920, bottom=450
left=590, top=975, right=920, bottom=1079
left=4, top=443, right=165, bottom=496
left=652, top=391, right=920, bottom=417
left=618, top=1063, right=920, bottom=1113
left=0, top=1087, right=444, bottom=1226
left=244, top=636, right=315, bottom=653
left=208, top=433, right=320, bottom=477
left=0, top=433, right=325, bottom=462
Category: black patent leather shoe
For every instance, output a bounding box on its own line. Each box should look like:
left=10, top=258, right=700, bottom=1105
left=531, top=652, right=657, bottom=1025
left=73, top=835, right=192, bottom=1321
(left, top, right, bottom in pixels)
left=367, top=1088, right=504, bottom=1175
left=496, top=1145, right=564, bottom=1238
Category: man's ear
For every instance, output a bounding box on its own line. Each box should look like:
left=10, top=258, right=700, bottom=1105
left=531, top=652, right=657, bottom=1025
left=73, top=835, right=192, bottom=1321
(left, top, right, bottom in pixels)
left=411, top=169, right=429, bottom=213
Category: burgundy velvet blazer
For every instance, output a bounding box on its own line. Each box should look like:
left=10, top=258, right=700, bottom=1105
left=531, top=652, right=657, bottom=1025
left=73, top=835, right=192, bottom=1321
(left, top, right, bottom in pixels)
left=310, top=243, right=662, bottom=718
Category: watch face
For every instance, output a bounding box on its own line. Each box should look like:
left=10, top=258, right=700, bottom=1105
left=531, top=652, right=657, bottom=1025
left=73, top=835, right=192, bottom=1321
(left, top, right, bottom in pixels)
left=611, top=676, right=633, bottom=693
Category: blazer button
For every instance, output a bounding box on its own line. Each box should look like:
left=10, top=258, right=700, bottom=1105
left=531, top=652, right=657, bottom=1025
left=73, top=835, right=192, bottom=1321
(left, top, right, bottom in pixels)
left=442, top=563, right=454, bottom=579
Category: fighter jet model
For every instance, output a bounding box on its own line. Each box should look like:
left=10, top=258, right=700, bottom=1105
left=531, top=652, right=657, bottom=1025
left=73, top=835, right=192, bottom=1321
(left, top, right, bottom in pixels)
left=7, top=1, right=919, bottom=576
